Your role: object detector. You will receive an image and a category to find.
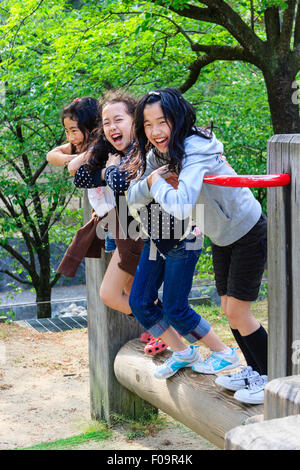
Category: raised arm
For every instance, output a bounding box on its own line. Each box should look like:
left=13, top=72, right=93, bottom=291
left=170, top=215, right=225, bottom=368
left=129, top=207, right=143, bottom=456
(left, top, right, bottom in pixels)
left=68, top=151, right=89, bottom=176
left=73, top=165, right=106, bottom=188
left=149, top=153, right=219, bottom=220
left=46, top=143, right=76, bottom=166
left=126, top=150, right=159, bottom=209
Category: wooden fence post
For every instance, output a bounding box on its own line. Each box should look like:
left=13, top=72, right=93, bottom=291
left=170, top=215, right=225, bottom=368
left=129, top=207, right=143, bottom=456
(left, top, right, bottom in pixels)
left=84, top=191, right=157, bottom=423
left=267, top=135, right=300, bottom=380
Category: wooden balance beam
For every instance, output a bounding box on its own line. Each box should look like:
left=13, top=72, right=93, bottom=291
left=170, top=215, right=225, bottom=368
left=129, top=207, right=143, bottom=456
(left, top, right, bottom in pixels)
left=114, top=339, right=263, bottom=449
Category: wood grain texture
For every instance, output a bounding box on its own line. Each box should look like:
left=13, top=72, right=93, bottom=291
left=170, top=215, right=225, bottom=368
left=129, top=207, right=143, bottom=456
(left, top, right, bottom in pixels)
left=114, top=339, right=263, bottom=449
left=290, top=135, right=300, bottom=376
left=225, top=415, right=300, bottom=450
left=264, top=375, right=300, bottom=420
left=267, top=135, right=292, bottom=379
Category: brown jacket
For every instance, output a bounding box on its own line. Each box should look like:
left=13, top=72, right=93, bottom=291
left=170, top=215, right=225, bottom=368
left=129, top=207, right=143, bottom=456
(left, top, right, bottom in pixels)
left=57, top=212, right=104, bottom=278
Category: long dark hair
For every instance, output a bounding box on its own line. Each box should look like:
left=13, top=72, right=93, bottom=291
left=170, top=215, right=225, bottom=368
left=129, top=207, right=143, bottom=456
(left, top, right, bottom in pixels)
left=85, top=89, right=137, bottom=172
left=128, top=88, right=211, bottom=179
left=61, top=97, right=100, bottom=154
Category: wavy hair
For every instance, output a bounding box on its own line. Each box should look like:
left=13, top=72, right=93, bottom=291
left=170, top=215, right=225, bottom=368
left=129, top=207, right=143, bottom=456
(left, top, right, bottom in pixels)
left=61, top=97, right=100, bottom=154
left=85, top=89, right=138, bottom=172
left=127, top=88, right=212, bottom=179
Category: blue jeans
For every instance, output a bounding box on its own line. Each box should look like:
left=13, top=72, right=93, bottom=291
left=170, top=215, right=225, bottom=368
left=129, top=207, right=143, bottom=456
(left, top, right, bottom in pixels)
left=105, top=231, right=116, bottom=253
left=129, top=240, right=211, bottom=342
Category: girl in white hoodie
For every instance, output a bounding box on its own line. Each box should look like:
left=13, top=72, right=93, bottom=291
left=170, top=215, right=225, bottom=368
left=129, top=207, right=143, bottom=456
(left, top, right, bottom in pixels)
left=127, top=88, right=267, bottom=404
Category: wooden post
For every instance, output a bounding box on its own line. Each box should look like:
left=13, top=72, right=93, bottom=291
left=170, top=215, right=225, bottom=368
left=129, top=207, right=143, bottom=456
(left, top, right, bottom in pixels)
left=84, top=191, right=157, bottom=423
left=225, top=415, right=300, bottom=450
left=267, top=135, right=300, bottom=379
left=115, top=339, right=263, bottom=449
left=264, top=375, right=300, bottom=420
left=225, top=375, right=300, bottom=449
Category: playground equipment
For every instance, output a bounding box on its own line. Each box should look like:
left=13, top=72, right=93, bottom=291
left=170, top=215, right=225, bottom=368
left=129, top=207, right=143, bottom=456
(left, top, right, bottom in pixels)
left=84, top=135, right=300, bottom=450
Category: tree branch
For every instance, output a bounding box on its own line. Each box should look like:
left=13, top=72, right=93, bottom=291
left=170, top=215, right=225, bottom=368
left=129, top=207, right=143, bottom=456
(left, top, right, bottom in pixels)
left=179, top=41, right=260, bottom=93
left=190, top=43, right=255, bottom=63
left=250, top=0, right=255, bottom=31
left=179, top=54, right=216, bottom=93
left=43, top=186, right=76, bottom=238
left=264, top=6, right=281, bottom=45
left=0, top=191, right=20, bottom=219
left=0, top=189, right=39, bottom=270
left=50, top=272, right=61, bottom=289
left=0, top=151, right=26, bottom=181
left=159, top=0, right=265, bottom=56
left=294, top=1, right=300, bottom=48
left=30, top=160, right=48, bottom=186
left=8, top=0, right=45, bottom=51
left=18, top=198, right=41, bottom=247
left=0, top=269, right=32, bottom=286
left=280, top=0, right=297, bottom=52
left=0, top=240, right=33, bottom=274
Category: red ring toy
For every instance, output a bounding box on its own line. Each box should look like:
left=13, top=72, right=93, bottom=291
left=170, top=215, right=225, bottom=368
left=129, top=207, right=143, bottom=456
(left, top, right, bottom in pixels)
left=203, top=174, right=290, bottom=187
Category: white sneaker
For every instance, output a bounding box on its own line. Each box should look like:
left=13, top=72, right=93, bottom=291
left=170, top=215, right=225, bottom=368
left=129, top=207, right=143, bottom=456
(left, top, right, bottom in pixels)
left=154, top=345, right=202, bottom=379
left=215, top=366, right=260, bottom=391
left=234, top=375, right=268, bottom=404
left=192, top=347, right=240, bottom=375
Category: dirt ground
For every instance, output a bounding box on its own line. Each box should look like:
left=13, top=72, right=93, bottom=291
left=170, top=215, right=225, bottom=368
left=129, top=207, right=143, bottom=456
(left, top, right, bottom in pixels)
left=0, top=322, right=218, bottom=450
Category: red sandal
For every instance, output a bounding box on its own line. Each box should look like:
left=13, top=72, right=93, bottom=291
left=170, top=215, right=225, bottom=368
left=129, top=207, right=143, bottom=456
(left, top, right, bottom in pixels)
left=140, top=332, right=153, bottom=343
left=144, top=337, right=168, bottom=356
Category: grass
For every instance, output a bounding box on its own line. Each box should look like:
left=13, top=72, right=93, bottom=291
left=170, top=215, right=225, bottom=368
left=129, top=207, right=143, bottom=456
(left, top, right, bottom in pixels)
left=194, top=298, right=268, bottom=345
left=18, top=412, right=168, bottom=450
left=110, top=412, right=167, bottom=440
left=20, top=429, right=112, bottom=450
left=15, top=300, right=268, bottom=451
left=20, top=419, right=112, bottom=450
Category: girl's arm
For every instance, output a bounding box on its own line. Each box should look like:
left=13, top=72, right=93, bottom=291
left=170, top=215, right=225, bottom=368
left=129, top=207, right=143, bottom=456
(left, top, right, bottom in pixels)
left=103, top=153, right=130, bottom=193
left=126, top=150, right=160, bottom=208
left=46, top=143, right=76, bottom=166
left=149, top=154, right=212, bottom=220
left=68, top=151, right=89, bottom=176
left=73, top=165, right=106, bottom=188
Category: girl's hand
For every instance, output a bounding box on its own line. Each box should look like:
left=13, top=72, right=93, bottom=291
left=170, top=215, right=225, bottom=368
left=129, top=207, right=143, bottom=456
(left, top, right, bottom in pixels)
left=106, top=153, right=121, bottom=168
left=147, top=165, right=178, bottom=189
left=46, top=143, right=77, bottom=166
left=67, top=152, right=88, bottom=176
left=165, top=174, right=179, bottom=189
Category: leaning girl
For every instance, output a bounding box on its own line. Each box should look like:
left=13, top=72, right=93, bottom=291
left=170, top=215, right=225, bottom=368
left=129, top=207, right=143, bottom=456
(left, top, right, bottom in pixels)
left=71, top=90, right=168, bottom=355
left=46, top=97, right=141, bottom=326
left=127, top=89, right=267, bottom=403
left=126, top=89, right=241, bottom=379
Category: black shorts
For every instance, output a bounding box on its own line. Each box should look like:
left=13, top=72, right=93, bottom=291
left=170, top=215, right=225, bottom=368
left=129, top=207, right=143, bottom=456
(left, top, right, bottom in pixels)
left=211, top=214, right=267, bottom=301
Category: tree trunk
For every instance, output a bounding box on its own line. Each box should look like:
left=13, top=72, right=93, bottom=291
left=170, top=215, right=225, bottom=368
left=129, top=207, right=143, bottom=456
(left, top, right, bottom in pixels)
left=36, top=286, right=52, bottom=319
left=35, top=243, right=52, bottom=319
left=263, top=66, right=300, bottom=134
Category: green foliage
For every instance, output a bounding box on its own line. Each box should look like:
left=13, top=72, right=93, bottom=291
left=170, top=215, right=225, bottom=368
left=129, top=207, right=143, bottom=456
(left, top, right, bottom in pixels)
left=20, top=429, right=112, bottom=450
left=110, top=411, right=166, bottom=440
left=0, top=0, right=283, bottom=291
left=0, top=0, right=87, bottom=302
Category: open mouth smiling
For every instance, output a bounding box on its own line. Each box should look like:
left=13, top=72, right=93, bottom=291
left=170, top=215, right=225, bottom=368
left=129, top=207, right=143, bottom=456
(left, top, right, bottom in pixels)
left=111, top=133, right=122, bottom=143
left=154, top=137, right=168, bottom=145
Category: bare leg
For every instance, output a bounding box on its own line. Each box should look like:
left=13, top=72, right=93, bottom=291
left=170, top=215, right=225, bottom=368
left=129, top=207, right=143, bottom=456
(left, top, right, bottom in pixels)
left=100, top=248, right=133, bottom=314
left=222, top=295, right=259, bottom=336
left=123, top=276, right=134, bottom=297
left=160, top=325, right=228, bottom=353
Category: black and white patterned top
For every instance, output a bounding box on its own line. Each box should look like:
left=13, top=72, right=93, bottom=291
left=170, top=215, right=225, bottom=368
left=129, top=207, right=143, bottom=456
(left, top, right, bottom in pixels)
left=74, top=165, right=105, bottom=188
left=73, top=146, right=191, bottom=255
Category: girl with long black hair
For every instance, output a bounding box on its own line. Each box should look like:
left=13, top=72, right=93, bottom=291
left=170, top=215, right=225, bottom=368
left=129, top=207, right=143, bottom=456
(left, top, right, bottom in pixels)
left=127, top=88, right=268, bottom=404
left=126, top=89, right=241, bottom=381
